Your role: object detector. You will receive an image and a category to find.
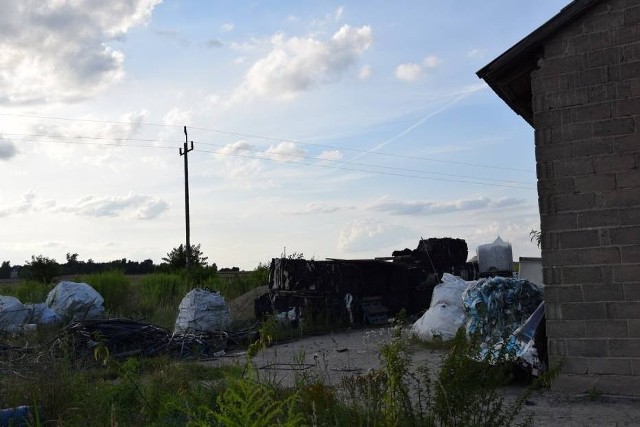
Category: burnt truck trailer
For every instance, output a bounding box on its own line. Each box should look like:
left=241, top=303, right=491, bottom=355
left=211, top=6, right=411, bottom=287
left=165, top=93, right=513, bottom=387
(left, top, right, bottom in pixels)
left=258, top=238, right=476, bottom=325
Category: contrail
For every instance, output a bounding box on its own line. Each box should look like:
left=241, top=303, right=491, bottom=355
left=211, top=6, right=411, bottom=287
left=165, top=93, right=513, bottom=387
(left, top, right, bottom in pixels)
left=351, top=83, right=487, bottom=161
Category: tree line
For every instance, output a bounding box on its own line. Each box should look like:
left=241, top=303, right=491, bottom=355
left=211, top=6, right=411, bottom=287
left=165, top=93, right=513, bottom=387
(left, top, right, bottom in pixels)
left=0, top=244, right=223, bottom=284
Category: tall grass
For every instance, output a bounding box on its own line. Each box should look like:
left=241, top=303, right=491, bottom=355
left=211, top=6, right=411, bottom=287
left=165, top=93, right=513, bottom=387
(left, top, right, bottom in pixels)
left=81, top=270, right=131, bottom=313
left=0, top=280, right=49, bottom=303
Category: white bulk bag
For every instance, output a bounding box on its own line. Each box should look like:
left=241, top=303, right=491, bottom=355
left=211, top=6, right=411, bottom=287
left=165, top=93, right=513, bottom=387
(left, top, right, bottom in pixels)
left=174, top=288, right=231, bottom=334
left=0, top=296, right=30, bottom=333
left=411, top=273, right=475, bottom=341
left=45, top=281, right=105, bottom=321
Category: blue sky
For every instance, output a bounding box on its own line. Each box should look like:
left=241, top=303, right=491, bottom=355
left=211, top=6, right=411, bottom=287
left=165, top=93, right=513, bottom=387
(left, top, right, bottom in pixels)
left=0, top=1, right=570, bottom=269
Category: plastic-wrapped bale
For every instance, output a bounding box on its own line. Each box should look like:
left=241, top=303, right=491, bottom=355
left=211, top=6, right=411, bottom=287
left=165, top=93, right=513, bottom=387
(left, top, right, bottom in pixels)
left=462, top=276, right=543, bottom=342
left=45, top=281, right=105, bottom=322
left=26, top=302, right=61, bottom=325
left=0, top=296, right=30, bottom=333
left=174, top=288, right=231, bottom=334
left=412, top=273, right=475, bottom=341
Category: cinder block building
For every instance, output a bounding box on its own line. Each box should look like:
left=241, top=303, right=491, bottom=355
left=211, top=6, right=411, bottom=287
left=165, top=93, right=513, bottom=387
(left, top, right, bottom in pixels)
left=478, top=0, right=640, bottom=394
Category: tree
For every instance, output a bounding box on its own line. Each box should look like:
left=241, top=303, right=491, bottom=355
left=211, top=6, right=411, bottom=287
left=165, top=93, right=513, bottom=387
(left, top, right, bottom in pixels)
left=0, top=261, right=11, bottom=279
left=529, top=229, right=542, bottom=248
left=24, top=255, right=60, bottom=284
left=162, top=244, right=208, bottom=270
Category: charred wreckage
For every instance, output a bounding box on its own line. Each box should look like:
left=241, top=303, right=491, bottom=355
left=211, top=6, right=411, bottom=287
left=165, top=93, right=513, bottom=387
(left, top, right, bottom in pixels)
left=255, top=238, right=476, bottom=325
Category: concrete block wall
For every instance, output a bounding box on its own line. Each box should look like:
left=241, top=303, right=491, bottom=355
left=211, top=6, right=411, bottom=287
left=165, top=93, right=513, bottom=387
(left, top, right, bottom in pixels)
left=531, top=0, right=640, bottom=395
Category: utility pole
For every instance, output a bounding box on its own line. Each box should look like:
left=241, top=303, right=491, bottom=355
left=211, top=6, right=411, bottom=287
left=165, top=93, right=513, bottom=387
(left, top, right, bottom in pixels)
left=180, top=126, right=194, bottom=283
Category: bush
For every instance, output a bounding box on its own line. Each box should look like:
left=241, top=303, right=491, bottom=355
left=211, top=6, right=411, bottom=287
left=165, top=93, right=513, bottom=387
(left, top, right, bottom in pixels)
left=82, top=270, right=131, bottom=312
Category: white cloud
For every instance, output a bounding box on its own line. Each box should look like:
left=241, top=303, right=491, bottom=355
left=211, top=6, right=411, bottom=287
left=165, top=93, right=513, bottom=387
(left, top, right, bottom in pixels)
left=335, top=6, right=345, bottom=21
left=317, top=150, right=343, bottom=161
left=423, top=55, right=441, bottom=69
left=221, top=23, right=234, bottom=32
left=217, top=140, right=255, bottom=158
left=212, top=140, right=264, bottom=182
left=467, top=48, right=488, bottom=59
left=266, top=141, right=305, bottom=161
left=230, top=25, right=372, bottom=102
left=0, top=0, right=161, bottom=105
left=368, top=196, right=525, bottom=216
left=395, top=63, right=422, bottom=81
left=338, top=218, right=411, bottom=252
left=58, top=193, right=169, bottom=219
left=0, top=139, right=17, bottom=160
left=163, top=107, right=191, bottom=127
left=290, top=202, right=348, bottom=215
left=358, top=65, right=371, bottom=80
left=394, top=55, right=440, bottom=82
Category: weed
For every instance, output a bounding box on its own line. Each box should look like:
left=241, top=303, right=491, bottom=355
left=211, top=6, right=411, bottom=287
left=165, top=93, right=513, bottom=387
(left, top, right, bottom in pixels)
left=82, top=270, right=131, bottom=313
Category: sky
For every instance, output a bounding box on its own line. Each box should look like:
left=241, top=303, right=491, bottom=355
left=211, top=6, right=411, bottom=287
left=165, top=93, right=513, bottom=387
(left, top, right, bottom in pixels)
left=0, top=0, right=571, bottom=269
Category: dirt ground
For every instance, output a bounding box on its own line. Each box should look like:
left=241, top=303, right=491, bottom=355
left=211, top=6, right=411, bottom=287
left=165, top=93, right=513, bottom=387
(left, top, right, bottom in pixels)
left=213, top=327, right=640, bottom=426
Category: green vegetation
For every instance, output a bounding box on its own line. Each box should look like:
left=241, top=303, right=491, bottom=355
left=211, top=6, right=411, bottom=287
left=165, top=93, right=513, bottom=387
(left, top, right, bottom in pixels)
left=0, top=247, right=543, bottom=426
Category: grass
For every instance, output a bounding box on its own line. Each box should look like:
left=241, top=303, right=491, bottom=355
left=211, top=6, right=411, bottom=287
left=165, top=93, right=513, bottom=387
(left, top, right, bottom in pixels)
left=0, top=272, right=542, bottom=426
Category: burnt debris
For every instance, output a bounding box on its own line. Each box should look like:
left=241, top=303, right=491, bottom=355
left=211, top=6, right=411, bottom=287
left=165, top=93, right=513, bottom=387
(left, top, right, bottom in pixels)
left=258, top=238, right=478, bottom=325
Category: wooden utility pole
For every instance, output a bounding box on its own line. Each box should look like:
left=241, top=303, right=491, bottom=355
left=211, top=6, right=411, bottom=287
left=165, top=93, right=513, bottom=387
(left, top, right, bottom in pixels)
left=180, top=126, right=194, bottom=282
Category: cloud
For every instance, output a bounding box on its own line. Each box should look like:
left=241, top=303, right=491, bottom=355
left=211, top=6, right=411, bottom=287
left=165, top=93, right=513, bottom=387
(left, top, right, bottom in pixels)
left=213, top=140, right=263, bottom=181
left=0, top=191, right=55, bottom=217
left=266, top=141, right=305, bottom=161
left=423, top=55, right=441, bottom=69
left=217, top=140, right=254, bottom=157
left=0, top=0, right=161, bottom=105
left=59, top=193, right=169, bottom=219
left=163, top=107, right=191, bottom=126
left=467, top=48, right=488, bottom=59
left=338, top=218, right=411, bottom=252
left=230, top=25, right=372, bottom=102
left=395, top=55, right=440, bottom=82
left=27, top=110, right=149, bottom=163
left=358, top=65, right=371, bottom=79
left=206, top=39, right=224, bottom=48
left=335, top=6, right=345, bottom=21
left=317, top=150, right=343, bottom=161
left=221, top=23, right=234, bottom=32
left=290, top=202, right=349, bottom=215
left=0, top=139, right=17, bottom=160
left=395, top=63, right=422, bottom=81
left=368, top=196, right=525, bottom=216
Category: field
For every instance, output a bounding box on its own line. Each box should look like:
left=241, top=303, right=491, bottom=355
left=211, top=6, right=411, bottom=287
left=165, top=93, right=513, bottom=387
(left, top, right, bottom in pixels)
left=1, top=272, right=638, bottom=425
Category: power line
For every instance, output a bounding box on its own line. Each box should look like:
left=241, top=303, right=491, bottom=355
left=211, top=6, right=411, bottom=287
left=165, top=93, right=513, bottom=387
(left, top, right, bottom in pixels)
left=195, top=147, right=536, bottom=190
left=0, top=112, right=536, bottom=172
left=2, top=134, right=535, bottom=188
left=0, top=134, right=534, bottom=189
left=194, top=140, right=535, bottom=186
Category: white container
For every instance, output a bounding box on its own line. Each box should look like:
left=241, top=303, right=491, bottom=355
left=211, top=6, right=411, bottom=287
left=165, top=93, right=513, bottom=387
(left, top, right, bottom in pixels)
left=477, top=236, right=513, bottom=273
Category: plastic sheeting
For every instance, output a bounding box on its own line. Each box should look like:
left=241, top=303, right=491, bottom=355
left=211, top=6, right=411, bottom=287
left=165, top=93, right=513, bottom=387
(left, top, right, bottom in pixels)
left=26, top=303, right=61, bottom=325
left=46, top=281, right=105, bottom=322
left=411, top=273, right=475, bottom=341
left=174, top=288, right=231, bottom=334
left=462, top=276, right=543, bottom=341
left=0, top=296, right=30, bottom=333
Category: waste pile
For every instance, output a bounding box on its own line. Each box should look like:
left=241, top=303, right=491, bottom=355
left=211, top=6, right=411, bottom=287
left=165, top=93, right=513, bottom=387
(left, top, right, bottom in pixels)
left=462, top=276, right=543, bottom=341
left=49, top=319, right=229, bottom=366
left=0, top=281, right=103, bottom=333
left=411, top=273, right=474, bottom=341
left=264, top=237, right=475, bottom=324
left=411, top=271, right=546, bottom=376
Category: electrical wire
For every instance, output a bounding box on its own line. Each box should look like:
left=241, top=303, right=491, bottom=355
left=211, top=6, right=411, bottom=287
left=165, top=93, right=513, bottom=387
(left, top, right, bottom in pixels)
left=1, top=134, right=536, bottom=189
left=0, top=112, right=536, bottom=172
